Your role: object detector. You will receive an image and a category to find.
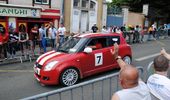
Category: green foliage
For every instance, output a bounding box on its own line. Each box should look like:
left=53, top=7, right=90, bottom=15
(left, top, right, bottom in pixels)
left=107, top=0, right=143, bottom=12
left=109, top=0, right=142, bottom=6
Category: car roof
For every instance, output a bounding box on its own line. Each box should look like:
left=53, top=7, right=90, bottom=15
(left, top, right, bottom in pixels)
left=76, top=33, right=122, bottom=38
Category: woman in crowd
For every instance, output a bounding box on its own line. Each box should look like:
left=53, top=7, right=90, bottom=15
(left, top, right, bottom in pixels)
left=29, top=25, right=39, bottom=56
left=18, top=24, right=29, bottom=56
left=8, top=28, right=18, bottom=58
left=0, top=25, right=9, bottom=60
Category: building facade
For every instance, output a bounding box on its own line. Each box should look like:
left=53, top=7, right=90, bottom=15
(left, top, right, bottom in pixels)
left=63, top=0, right=107, bottom=33
left=0, top=0, right=61, bottom=33
left=127, top=12, right=145, bottom=27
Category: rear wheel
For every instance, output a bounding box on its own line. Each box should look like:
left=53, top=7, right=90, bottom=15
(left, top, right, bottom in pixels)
left=60, top=68, right=79, bottom=86
left=123, top=56, right=131, bottom=64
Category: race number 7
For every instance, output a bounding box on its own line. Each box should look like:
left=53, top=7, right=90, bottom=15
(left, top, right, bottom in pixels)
left=95, top=53, right=103, bottom=66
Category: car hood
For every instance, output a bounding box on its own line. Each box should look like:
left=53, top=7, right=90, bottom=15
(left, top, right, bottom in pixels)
left=36, top=50, right=72, bottom=66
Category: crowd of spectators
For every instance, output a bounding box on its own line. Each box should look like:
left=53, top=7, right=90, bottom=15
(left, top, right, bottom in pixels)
left=111, top=43, right=170, bottom=100
left=0, top=22, right=66, bottom=61
left=0, top=23, right=169, bottom=62
left=101, top=23, right=170, bottom=44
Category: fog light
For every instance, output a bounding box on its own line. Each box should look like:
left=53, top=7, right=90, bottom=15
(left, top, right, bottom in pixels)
left=43, top=76, right=49, bottom=81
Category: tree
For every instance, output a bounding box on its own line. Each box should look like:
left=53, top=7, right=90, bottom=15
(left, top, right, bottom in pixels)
left=108, top=0, right=143, bottom=12
left=108, top=0, right=170, bottom=23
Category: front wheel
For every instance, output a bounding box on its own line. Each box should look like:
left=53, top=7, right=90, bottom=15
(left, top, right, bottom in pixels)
left=123, top=56, right=131, bottom=64
left=60, top=68, right=79, bottom=86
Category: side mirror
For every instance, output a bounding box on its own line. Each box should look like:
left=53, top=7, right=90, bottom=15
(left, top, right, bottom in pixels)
left=83, top=47, right=92, bottom=53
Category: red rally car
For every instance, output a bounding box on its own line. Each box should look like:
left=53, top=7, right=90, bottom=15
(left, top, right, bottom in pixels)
left=34, top=33, right=132, bottom=86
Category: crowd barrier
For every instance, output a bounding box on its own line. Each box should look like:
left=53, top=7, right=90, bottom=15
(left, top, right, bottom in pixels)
left=21, top=66, right=144, bottom=100
left=0, top=40, right=47, bottom=64
left=146, top=61, right=170, bottom=79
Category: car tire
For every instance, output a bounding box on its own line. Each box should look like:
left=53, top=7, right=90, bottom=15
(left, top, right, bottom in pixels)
left=123, top=56, right=131, bottom=64
left=60, top=68, right=79, bottom=86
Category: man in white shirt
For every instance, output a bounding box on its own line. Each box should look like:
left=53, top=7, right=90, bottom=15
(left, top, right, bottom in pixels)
left=147, top=49, right=170, bottom=100
left=58, top=23, right=66, bottom=47
left=101, top=26, right=108, bottom=33
left=48, top=22, right=57, bottom=50
left=39, top=24, right=47, bottom=53
left=111, top=43, right=151, bottom=100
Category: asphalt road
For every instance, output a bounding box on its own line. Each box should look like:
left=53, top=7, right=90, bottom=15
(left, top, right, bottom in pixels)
left=0, top=38, right=170, bottom=100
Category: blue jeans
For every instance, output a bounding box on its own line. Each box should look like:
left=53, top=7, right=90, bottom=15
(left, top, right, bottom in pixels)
left=59, top=35, right=65, bottom=47
left=147, top=32, right=152, bottom=41
left=156, top=31, right=160, bottom=39
left=49, top=39, right=56, bottom=50
left=41, top=37, right=46, bottom=53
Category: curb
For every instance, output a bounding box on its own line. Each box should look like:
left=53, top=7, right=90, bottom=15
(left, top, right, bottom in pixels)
left=0, top=56, right=38, bottom=66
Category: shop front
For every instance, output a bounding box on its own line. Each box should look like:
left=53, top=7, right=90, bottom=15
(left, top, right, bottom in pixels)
left=0, top=16, right=8, bottom=33
left=0, top=4, right=60, bottom=34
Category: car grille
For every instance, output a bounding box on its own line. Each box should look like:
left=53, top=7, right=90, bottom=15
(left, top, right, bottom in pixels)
left=35, top=62, right=43, bottom=69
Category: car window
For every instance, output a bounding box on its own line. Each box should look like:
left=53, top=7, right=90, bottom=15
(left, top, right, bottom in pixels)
left=108, top=36, right=120, bottom=46
left=86, top=37, right=107, bottom=50
left=58, top=37, right=86, bottom=53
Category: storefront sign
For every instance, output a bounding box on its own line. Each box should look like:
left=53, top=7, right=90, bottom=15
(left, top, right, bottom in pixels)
left=0, top=7, right=40, bottom=18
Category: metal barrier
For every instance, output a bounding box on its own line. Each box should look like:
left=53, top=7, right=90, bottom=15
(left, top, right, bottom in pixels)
left=21, top=66, right=144, bottom=100
left=146, top=61, right=170, bottom=80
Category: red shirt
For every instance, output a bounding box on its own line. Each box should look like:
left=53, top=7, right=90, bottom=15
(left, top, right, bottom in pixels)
left=0, top=32, right=9, bottom=44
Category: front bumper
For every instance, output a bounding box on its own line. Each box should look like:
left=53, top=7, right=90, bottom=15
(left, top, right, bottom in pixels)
left=34, top=67, right=60, bottom=85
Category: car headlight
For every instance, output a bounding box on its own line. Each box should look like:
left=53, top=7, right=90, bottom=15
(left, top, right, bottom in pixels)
left=44, top=61, right=59, bottom=71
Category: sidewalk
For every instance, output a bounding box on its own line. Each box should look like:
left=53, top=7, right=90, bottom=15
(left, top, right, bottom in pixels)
left=0, top=46, right=52, bottom=66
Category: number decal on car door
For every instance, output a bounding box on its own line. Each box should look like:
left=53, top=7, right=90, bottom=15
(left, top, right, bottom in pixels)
left=95, top=53, right=103, bottom=66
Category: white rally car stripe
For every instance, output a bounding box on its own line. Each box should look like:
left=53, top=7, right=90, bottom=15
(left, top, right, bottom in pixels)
left=78, top=33, right=99, bottom=38
left=39, top=52, right=61, bottom=65
left=36, top=50, right=55, bottom=62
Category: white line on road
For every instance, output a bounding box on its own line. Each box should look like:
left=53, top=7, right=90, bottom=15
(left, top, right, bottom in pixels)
left=0, top=70, right=34, bottom=73
left=135, top=53, right=160, bottom=61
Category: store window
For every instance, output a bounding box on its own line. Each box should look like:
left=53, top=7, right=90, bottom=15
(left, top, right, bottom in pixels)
left=90, top=1, right=96, bottom=9
left=73, top=0, right=80, bottom=7
left=35, top=0, right=49, bottom=4
left=82, top=0, right=89, bottom=8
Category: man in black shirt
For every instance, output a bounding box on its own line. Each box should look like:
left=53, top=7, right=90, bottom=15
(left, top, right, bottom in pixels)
left=91, top=24, right=98, bottom=33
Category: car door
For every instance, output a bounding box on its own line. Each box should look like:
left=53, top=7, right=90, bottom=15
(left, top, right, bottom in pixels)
left=106, top=36, right=121, bottom=68
left=79, top=37, right=110, bottom=77
left=90, top=36, right=121, bottom=72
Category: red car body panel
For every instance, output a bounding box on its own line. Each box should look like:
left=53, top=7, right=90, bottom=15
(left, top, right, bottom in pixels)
left=34, top=33, right=132, bottom=85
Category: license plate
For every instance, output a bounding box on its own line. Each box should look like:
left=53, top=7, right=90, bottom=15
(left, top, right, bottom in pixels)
left=34, top=67, right=40, bottom=75
left=34, top=74, right=40, bottom=82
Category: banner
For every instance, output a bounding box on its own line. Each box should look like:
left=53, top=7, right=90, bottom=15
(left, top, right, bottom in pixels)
left=0, top=7, right=40, bottom=18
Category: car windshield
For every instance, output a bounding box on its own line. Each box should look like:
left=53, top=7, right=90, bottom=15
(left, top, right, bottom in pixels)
left=57, top=37, right=85, bottom=53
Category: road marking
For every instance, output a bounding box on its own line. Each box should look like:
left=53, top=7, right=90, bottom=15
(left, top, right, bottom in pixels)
left=155, top=40, right=165, bottom=46
left=135, top=53, right=160, bottom=61
left=0, top=70, right=34, bottom=73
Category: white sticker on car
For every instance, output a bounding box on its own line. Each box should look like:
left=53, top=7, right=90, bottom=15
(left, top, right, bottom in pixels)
left=95, top=53, right=103, bottom=66
left=34, top=67, right=40, bottom=75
